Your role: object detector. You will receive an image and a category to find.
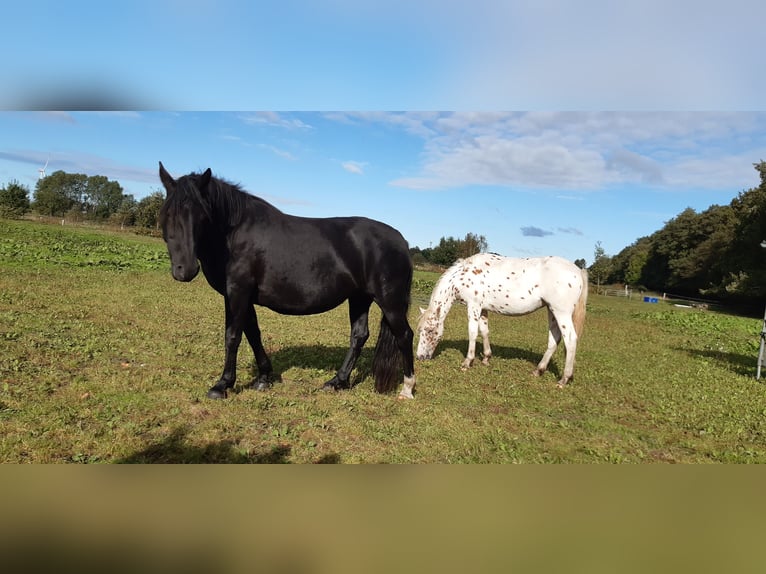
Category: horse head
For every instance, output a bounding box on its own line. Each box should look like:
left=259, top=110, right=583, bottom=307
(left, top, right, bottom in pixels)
left=416, top=304, right=444, bottom=360
left=158, top=161, right=212, bottom=282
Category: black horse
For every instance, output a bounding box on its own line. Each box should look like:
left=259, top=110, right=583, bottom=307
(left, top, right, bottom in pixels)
left=158, top=162, right=417, bottom=399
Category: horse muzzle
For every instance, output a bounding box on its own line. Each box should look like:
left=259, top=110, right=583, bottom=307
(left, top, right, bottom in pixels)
left=172, top=262, right=200, bottom=282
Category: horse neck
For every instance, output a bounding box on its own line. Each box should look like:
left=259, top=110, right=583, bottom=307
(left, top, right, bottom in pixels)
left=426, top=269, right=458, bottom=322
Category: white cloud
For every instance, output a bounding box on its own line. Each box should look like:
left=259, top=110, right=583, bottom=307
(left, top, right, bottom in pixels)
left=257, top=143, right=296, bottom=161
left=360, top=111, right=766, bottom=193
left=324, top=111, right=439, bottom=138
left=606, top=149, right=664, bottom=185
left=240, top=112, right=312, bottom=130
left=341, top=161, right=365, bottom=175
left=220, top=134, right=248, bottom=145
left=0, top=149, right=156, bottom=183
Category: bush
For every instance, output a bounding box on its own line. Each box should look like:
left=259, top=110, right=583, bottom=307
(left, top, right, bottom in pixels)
left=0, top=180, right=31, bottom=218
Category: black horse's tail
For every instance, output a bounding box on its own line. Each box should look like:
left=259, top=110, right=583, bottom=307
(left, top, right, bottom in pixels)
left=372, top=316, right=402, bottom=393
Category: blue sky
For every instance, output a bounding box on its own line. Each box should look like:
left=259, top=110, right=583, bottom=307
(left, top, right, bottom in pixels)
left=1, top=1, right=765, bottom=264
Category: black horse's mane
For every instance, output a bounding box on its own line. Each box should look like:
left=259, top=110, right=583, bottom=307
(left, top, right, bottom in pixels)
left=163, top=171, right=278, bottom=228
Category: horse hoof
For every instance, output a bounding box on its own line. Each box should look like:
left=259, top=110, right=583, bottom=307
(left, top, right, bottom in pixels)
left=323, top=376, right=349, bottom=391
left=207, top=388, right=227, bottom=399
left=255, top=380, right=273, bottom=391
left=397, top=393, right=414, bottom=400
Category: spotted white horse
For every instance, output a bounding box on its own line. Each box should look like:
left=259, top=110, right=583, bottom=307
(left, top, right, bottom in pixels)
left=417, top=253, right=588, bottom=387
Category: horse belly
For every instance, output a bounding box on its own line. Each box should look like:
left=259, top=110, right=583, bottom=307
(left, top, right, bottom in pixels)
left=256, top=286, right=349, bottom=316
left=485, top=295, right=542, bottom=316
left=477, top=272, right=545, bottom=316
left=254, top=269, right=355, bottom=316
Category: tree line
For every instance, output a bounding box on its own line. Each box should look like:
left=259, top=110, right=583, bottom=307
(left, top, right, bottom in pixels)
left=596, top=161, right=766, bottom=304
left=0, top=171, right=165, bottom=229
left=5, top=162, right=766, bottom=304
left=410, top=233, right=489, bottom=267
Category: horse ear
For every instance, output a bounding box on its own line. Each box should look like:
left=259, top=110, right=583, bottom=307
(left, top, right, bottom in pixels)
left=199, top=168, right=212, bottom=190
left=159, top=162, right=175, bottom=191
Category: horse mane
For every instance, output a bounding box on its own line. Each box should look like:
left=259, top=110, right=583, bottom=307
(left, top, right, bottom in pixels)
left=162, top=170, right=278, bottom=228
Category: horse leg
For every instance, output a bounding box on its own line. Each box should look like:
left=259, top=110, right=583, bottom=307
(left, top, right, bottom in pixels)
left=555, top=313, right=578, bottom=388
left=533, top=308, right=561, bottom=379
left=323, top=295, right=372, bottom=391
left=208, top=289, right=249, bottom=399
left=479, top=309, right=492, bottom=365
left=462, top=304, right=481, bottom=370
left=243, top=306, right=274, bottom=391
left=381, top=310, right=416, bottom=399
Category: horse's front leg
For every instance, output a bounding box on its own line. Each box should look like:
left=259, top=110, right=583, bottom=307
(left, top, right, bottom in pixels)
left=461, top=305, right=481, bottom=370
left=207, top=291, right=249, bottom=399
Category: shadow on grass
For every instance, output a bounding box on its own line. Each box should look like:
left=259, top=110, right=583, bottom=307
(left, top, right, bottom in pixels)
left=242, top=344, right=374, bottom=389
left=117, top=426, right=341, bottom=464
left=433, top=339, right=559, bottom=376
left=260, top=341, right=550, bottom=386
left=678, top=347, right=758, bottom=378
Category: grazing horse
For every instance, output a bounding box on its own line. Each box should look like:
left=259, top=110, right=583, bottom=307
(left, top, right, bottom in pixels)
left=158, top=162, right=416, bottom=399
left=416, top=253, right=588, bottom=387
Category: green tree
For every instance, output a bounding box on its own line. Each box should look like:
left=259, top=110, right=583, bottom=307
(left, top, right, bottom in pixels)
left=623, top=238, right=651, bottom=286
left=601, top=161, right=766, bottom=303
left=84, top=175, right=124, bottom=219
left=675, top=204, right=736, bottom=293
left=135, top=191, right=165, bottom=229
left=113, top=195, right=137, bottom=228
left=589, top=241, right=613, bottom=286
left=641, top=207, right=702, bottom=293
left=711, top=160, right=766, bottom=299
left=416, top=233, right=489, bottom=267
left=0, top=180, right=31, bottom=218
left=32, top=171, right=88, bottom=216
left=458, top=232, right=488, bottom=259
left=428, top=236, right=460, bottom=266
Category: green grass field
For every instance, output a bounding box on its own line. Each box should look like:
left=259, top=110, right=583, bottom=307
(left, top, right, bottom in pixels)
left=2, top=218, right=766, bottom=463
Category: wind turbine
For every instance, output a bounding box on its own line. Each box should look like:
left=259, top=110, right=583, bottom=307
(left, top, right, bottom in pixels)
left=38, top=157, right=49, bottom=180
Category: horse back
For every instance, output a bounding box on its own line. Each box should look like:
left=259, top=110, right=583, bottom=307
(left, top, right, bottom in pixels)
left=220, top=212, right=410, bottom=313
left=452, top=254, right=583, bottom=316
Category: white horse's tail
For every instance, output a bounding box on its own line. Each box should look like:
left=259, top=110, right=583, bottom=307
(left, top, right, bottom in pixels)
left=573, top=268, right=588, bottom=337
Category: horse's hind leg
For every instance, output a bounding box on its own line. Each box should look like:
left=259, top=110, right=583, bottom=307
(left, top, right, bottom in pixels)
left=534, top=308, right=577, bottom=387
left=243, top=306, right=274, bottom=391
left=533, top=308, right=561, bottom=379
left=323, top=295, right=372, bottom=391
left=556, top=313, right=578, bottom=388
left=391, top=315, right=415, bottom=399
left=479, top=309, right=492, bottom=365
left=381, top=310, right=415, bottom=399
